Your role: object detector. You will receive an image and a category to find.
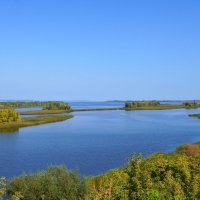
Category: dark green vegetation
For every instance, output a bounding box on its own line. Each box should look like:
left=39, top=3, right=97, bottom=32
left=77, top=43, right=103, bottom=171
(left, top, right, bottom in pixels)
left=125, top=101, right=200, bottom=110
left=43, top=101, right=71, bottom=111
left=125, top=101, right=160, bottom=108
left=1, top=142, right=200, bottom=199
left=0, top=115, right=73, bottom=132
left=184, top=101, right=199, bottom=108
left=0, top=109, right=20, bottom=123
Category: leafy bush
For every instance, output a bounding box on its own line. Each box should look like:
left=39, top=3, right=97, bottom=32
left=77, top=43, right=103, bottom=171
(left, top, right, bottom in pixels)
left=0, top=109, right=20, bottom=123
left=0, top=177, right=6, bottom=200
left=87, top=143, right=200, bottom=200
left=8, top=166, right=86, bottom=200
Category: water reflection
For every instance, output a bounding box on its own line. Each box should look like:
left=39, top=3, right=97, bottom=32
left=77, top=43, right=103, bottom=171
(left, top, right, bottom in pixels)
left=0, top=127, right=19, bottom=133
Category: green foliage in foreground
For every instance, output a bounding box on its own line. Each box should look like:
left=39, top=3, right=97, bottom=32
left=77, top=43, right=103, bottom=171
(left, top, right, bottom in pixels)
left=2, top=143, right=200, bottom=199
left=43, top=101, right=71, bottom=111
left=7, top=166, right=86, bottom=200
left=125, top=101, right=160, bottom=108
left=86, top=143, right=200, bottom=200
left=0, top=109, right=20, bottom=123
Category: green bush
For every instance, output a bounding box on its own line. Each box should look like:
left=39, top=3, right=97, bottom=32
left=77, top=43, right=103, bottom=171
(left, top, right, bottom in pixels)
left=8, top=166, right=86, bottom=200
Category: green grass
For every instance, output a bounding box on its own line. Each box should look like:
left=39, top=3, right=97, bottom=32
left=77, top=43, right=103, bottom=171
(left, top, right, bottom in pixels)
left=20, top=109, right=70, bottom=115
left=0, top=115, right=73, bottom=131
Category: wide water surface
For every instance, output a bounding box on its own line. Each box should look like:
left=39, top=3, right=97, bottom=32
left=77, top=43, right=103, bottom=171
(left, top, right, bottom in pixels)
left=1, top=102, right=200, bottom=178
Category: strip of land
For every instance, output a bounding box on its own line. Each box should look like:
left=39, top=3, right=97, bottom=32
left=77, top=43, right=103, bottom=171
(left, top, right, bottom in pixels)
left=189, top=114, right=200, bottom=118
left=20, top=109, right=70, bottom=115
left=0, top=115, right=73, bottom=131
left=19, top=104, right=200, bottom=115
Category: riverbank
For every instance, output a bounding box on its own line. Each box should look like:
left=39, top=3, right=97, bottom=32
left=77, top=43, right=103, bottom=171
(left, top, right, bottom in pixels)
left=20, top=109, right=70, bottom=115
left=0, top=115, right=73, bottom=131
left=3, top=141, right=200, bottom=199
left=189, top=113, right=200, bottom=118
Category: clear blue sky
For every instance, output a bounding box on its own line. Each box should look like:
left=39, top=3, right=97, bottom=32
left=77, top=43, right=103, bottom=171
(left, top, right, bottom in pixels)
left=0, top=0, right=200, bottom=101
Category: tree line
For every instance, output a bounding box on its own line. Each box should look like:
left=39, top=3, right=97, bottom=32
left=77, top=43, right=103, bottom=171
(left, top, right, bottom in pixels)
left=0, top=101, right=71, bottom=110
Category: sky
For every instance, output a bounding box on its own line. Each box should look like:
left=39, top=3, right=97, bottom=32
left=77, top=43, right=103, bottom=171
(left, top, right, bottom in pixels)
left=0, top=0, right=200, bottom=101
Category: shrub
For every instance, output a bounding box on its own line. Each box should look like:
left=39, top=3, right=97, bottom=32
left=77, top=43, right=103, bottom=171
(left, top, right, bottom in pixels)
left=0, top=109, right=20, bottom=123
left=8, top=166, right=86, bottom=200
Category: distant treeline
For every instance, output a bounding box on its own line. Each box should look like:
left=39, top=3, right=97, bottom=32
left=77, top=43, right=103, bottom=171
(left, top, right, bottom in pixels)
left=0, top=109, right=20, bottom=123
left=125, top=101, right=160, bottom=108
left=0, top=101, right=71, bottom=110
left=0, top=101, right=45, bottom=109
left=2, top=142, right=200, bottom=199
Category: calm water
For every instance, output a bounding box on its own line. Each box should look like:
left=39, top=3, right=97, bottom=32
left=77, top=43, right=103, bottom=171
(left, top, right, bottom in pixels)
left=1, top=102, right=200, bottom=178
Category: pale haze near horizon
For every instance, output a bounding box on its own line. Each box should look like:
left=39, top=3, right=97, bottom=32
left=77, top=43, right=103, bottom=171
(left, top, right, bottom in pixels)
left=0, top=0, right=200, bottom=101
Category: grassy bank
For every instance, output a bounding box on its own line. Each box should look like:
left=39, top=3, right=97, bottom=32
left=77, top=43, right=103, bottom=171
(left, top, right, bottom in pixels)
left=189, top=113, right=200, bottom=118
left=0, top=115, right=73, bottom=131
left=20, top=109, right=70, bottom=115
left=2, top=141, right=200, bottom=199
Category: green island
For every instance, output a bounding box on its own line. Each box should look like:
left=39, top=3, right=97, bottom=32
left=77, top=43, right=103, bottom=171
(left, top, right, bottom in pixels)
left=1, top=141, right=200, bottom=199
left=19, top=101, right=72, bottom=115
left=124, top=101, right=200, bottom=110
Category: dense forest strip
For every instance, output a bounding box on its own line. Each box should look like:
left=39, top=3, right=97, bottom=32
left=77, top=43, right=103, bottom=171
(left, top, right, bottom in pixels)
left=0, top=115, right=73, bottom=131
